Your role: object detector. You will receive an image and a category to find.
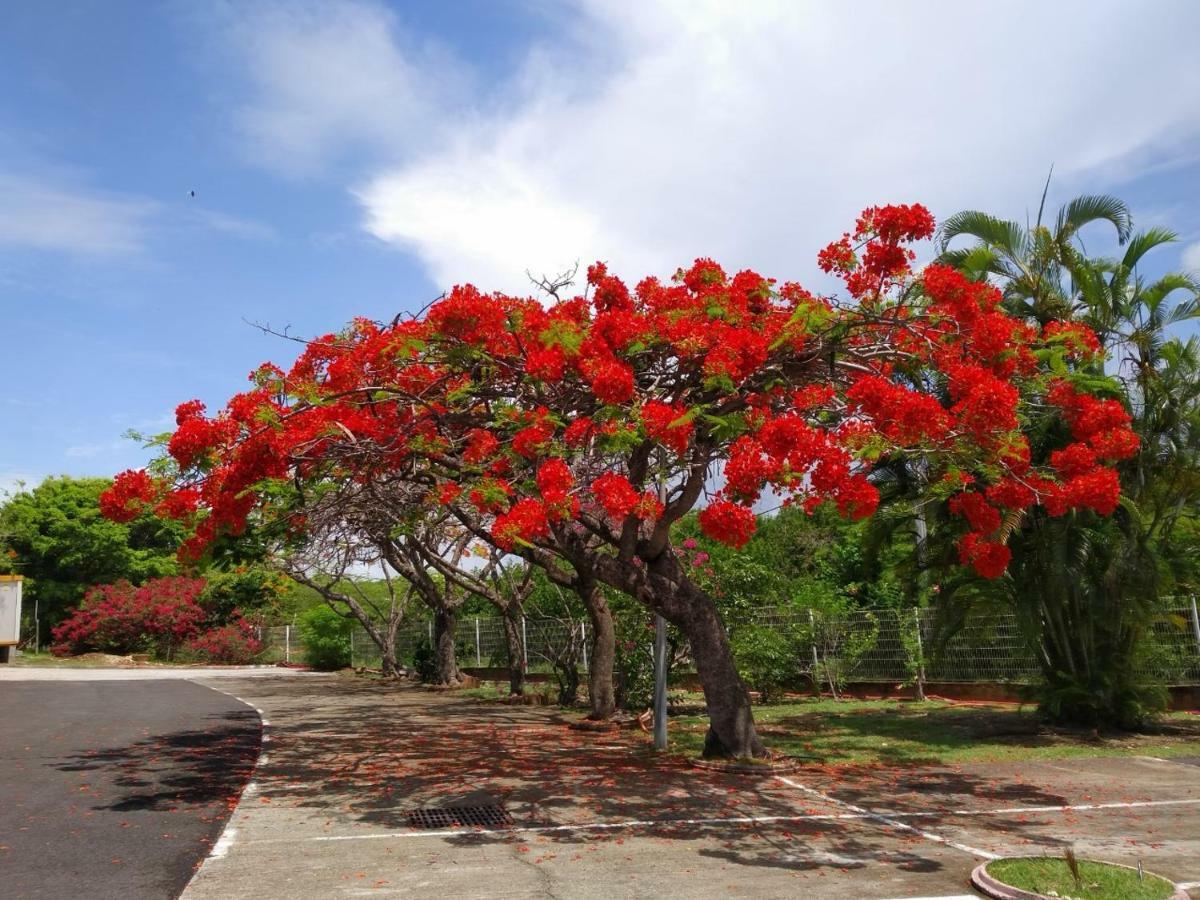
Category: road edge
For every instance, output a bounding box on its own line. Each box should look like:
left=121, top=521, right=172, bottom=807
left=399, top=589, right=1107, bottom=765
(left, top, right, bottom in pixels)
left=179, top=681, right=267, bottom=898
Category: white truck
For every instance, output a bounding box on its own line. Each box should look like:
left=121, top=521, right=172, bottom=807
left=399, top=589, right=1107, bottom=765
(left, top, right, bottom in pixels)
left=0, top=575, right=22, bottom=663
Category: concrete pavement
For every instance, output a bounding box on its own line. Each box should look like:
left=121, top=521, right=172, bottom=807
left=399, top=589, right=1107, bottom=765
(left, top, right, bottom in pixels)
left=182, top=677, right=1200, bottom=900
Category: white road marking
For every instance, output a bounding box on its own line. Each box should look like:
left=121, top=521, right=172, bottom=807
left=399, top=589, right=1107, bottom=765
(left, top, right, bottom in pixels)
left=209, top=827, right=237, bottom=860
left=922, top=798, right=1200, bottom=818
left=237, top=795, right=1200, bottom=845
left=774, top=775, right=1000, bottom=860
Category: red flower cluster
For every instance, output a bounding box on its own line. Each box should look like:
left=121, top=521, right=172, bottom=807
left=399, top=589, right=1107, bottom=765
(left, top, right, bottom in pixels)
left=640, top=401, right=693, bottom=454
left=818, top=203, right=933, bottom=298
left=957, top=532, right=1012, bottom=579
left=591, top=472, right=640, bottom=520
left=948, top=491, right=1002, bottom=534
left=536, top=458, right=573, bottom=502
left=525, top=346, right=566, bottom=382
left=698, top=500, right=757, bottom=549
left=512, top=423, right=553, bottom=459
left=492, top=498, right=550, bottom=551
left=119, top=202, right=1138, bottom=588
left=464, top=428, right=501, bottom=464
left=1043, top=321, right=1102, bottom=360
left=588, top=358, right=635, bottom=405
left=846, top=375, right=952, bottom=445
left=99, top=469, right=158, bottom=523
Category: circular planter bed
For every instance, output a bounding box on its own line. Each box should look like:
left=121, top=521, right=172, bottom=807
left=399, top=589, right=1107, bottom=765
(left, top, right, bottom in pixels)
left=971, top=856, right=1187, bottom=900
left=688, top=755, right=803, bottom=775
left=568, top=718, right=620, bottom=732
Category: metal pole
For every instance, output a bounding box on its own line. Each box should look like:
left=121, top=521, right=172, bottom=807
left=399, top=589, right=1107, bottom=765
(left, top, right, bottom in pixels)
left=912, top=608, right=927, bottom=701
left=521, top=616, right=528, bottom=674
left=1190, top=596, right=1200, bottom=656
left=809, top=609, right=821, bottom=694
left=653, top=614, right=668, bottom=751
left=580, top=619, right=588, bottom=671
left=285, top=624, right=291, bottom=664
left=349, top=629, right=355, bottom=668
left=428, top=618, right=434, bottom=644
left=475, top=618, right=481, bottom=666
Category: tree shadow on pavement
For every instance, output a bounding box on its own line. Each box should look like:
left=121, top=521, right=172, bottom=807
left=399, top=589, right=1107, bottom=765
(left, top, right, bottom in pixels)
left=228, top=678, right=1082, bottom=875
left=53, top=709, right=261, bottom=812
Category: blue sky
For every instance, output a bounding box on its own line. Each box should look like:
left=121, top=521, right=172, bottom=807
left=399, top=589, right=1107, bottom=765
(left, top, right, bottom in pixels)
left=2, top=0, right=1200, bottom=496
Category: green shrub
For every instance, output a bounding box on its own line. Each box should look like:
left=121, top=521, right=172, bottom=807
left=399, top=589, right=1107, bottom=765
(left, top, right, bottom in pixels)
left=297, top=605, right=352, bottom=670
left=730, top=623, right=803, bottom=703
left=412, top=638, right=437, bottom=682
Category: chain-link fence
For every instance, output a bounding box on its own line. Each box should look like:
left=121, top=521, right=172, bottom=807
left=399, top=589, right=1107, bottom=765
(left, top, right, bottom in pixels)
left=330, top=601, right=1200, bottom=686
left=254, top=625, right=305, bottom=664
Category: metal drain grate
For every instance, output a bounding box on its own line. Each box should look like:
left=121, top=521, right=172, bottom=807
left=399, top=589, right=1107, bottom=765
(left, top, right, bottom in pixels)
left=406, top=804, right=514, bottom=830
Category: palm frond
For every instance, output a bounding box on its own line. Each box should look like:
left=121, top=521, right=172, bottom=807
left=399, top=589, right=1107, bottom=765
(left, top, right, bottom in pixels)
left=1054, top=194, right=1132, bottom=245
left=1121, top=227, right=1178, bottom=270
left=1140, top=273, right=1200, bottom=320
left=936, top=211, right=1026, bottom=256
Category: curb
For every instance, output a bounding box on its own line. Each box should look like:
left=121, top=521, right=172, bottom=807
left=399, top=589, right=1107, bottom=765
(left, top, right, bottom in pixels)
left=970, top=858, right=1189, bottom=900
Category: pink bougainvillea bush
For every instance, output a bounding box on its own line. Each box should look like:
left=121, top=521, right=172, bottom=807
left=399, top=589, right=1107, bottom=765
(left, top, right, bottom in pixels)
left=51, top=575, right=262, bottom=663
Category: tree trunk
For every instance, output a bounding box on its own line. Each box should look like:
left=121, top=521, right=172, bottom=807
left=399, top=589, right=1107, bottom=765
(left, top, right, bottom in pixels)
left=592, top=551, right=765, bottom=759
left=680, top=596, right=766, bottom=759
left=580, top=585, right=616, bottom=720
left=433, top=606, right=463, bottom=685
left=379, top=625, right=399, bottom=678
left=502, top=606, right=526, bottom=696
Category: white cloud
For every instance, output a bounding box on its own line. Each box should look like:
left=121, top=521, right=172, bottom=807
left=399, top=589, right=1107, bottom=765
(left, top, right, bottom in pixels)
left=213, top=0, right=462, bottom=176
left=1182, top=241, right=1200, bottom=274
left=345, top=0, right=1200, bottom=294
left=187, top=208, right=277, bottom=241
left=0, top=173, right=157, bottom=256
left=0, top=171, right=272, bottom=259
left=64, top=439, right=132, bottom=459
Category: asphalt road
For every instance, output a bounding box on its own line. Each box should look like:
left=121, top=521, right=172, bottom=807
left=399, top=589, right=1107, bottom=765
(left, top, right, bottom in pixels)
left=0, top=680, right=261, bottom=900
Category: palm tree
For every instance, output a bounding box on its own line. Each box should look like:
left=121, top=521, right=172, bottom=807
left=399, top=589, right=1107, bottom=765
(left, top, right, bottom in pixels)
left=928, top=193, right=1200, bottom=727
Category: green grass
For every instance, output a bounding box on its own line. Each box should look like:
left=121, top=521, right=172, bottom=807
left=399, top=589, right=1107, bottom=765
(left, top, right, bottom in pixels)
left=457, top=684, right=512, bottom=701
left=9, top=651, right=131, bottom=668
left=669, top=698, right=1200, bottom=766
left=985, top=857, right=1176, bottom=899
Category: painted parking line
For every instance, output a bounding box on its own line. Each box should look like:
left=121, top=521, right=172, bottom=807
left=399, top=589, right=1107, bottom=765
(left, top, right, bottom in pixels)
left=774, top=775, right=999, bottom=860
left=236, top=795, right=1200, bottom=845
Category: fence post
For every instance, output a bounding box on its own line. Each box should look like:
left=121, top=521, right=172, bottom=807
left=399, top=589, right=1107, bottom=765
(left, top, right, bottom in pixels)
left=1190, top=596, right=1200, bottom=656
left=475, top=618, right=481, bottom=666
left=428, top=618, right=434, bottom=644
left=349, top=628, right=355, bottom=668
left=912, top=608, right=927, bottom=701
left=521, top=616, right=529, bottom=674
left=808, top=609, right=821, bottom=694
left=580, top=619, right=588, bottom=671
left=284, top=624, right=291, bottom=664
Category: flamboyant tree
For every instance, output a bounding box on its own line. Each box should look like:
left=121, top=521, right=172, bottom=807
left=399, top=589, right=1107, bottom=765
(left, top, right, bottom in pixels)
left=102, top=204, right=1137, bottom=758
left=273, top=476, right=416, bottom=677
